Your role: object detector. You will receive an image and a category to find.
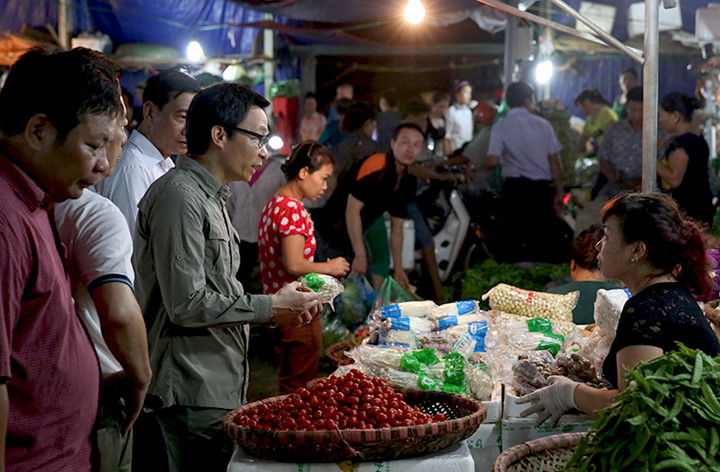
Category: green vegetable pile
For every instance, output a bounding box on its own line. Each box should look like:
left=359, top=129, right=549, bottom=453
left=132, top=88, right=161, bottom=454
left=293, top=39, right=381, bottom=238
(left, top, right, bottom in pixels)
left=460, top=259, right=569, bottom=306
left=564, top=345, right=720, bottom=472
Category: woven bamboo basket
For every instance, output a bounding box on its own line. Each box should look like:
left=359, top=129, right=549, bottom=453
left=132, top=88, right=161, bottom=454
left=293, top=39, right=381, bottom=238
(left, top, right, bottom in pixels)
left=324, top=335, right=365, bottom=367
left=223, top=388, right=487, bottom=463
left=493, top=433, right=586, bottom=472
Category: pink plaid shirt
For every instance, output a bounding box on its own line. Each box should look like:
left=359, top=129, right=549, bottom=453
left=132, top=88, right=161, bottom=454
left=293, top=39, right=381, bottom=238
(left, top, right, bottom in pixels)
left=0, top=152, right=99, bottom=471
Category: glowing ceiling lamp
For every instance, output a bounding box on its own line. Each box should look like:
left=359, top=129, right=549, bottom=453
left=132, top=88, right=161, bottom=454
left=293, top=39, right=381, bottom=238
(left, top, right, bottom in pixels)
left=535, top=59, right=553, bottom=85
left=404, top=0, right=425, bottom=24
left=187, top=39, right=205, bottom=62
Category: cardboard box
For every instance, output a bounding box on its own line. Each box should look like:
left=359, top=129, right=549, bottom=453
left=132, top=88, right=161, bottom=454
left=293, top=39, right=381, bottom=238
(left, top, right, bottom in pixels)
left=501, top=416, right=594, bottom=450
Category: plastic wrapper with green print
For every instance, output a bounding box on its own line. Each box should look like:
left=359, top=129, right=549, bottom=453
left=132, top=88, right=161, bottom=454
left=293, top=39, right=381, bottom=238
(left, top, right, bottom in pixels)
left=298, top=273, right=344, bottom=309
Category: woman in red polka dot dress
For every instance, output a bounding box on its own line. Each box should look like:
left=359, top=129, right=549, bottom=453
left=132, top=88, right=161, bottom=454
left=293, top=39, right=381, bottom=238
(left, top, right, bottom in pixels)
left=258, top=141, right=350, bottom=393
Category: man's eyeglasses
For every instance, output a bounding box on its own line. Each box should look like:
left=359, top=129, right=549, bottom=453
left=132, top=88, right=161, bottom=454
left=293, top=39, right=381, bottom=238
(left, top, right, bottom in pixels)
left=233, top=127, right=270, bottom=149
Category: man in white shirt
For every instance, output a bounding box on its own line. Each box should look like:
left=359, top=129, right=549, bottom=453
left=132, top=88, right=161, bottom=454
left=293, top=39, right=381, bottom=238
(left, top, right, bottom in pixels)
left=98, top=70, right=202, bottom=235
left=481, top=81, right=570, bottom=263
left=55, top=100, right=152, bottom=472
left=444, top=80, right=474, bottom=154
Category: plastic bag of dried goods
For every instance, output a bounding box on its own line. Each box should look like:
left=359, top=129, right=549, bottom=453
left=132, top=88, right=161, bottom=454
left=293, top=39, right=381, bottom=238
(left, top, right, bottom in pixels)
left=483, top=283, right=578, bottom=322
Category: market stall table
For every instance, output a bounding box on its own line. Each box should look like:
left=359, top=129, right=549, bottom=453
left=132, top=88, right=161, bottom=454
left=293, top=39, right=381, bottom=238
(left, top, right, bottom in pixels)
left=227, top=441, right=474, bottom=472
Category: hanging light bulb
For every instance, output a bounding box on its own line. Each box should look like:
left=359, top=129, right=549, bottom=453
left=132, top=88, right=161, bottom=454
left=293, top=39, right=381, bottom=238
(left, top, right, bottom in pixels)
left=187, top=39, right=204, bottom=62
left=535, top=59, right=553, bottom=85
left=404, top=0, right=425, bottom=24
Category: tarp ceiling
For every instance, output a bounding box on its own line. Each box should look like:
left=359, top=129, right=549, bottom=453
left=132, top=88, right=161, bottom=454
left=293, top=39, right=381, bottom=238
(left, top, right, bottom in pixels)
left=0, top=0, right=712, bottom=61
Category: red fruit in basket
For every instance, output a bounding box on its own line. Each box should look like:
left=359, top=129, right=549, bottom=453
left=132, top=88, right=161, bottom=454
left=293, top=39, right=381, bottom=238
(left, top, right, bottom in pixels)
left=308, top=396, right=320, bottom=408
left=378, top=422, right=391, bottom=428
left=297, top=387, right=311, bottom=400
left=376, top=412, right=388, bottom=423
left=433, top=413, right=446, bottom=422
left=345, top=395, right=359, bottom=405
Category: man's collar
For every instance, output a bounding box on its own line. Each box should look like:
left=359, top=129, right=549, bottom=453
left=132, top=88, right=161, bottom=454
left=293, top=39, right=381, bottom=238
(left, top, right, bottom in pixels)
left=0, top=151, right=52, bottom=211
left=128, top=129, right=165, bottom=163
left=175, top=155, right=228, bottom=200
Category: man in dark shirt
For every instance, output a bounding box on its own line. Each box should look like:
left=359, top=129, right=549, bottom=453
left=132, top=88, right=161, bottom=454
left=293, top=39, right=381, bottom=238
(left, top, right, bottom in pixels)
left=0, top=47, right=123, bottom=471
left=316, top=123, right=424, bottom=288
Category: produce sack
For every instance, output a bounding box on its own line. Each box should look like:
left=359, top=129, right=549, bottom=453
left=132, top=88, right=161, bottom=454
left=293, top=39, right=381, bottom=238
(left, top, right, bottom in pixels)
left=334, top=274, right=376, bottom=329
left=579, top=288, right=631, bottom=375
left=483, top=283, right=577, bottom=322
left=376, top=276, right=423, bottom=308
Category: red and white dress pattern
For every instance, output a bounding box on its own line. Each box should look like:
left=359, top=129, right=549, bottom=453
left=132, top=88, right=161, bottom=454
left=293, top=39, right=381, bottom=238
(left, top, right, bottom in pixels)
left=258, top=195, right=316, bottom=294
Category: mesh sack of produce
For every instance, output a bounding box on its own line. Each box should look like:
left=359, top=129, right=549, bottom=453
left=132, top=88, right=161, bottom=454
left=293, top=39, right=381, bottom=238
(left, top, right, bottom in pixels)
left=483, top=283, right=578, bottom=322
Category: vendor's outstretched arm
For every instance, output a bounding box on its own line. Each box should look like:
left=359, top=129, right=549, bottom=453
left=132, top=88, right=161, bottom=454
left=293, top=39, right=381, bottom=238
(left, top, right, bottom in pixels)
left=346, top=195, right=367, bottom=276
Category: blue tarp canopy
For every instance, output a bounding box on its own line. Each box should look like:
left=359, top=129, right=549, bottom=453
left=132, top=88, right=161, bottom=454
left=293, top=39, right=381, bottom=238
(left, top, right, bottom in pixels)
left=1, top=0, right=711, bottom=58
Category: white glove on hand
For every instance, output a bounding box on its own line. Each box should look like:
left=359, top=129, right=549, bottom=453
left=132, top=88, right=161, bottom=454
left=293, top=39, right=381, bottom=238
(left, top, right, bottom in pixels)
left=516, top=375, right=579, bottom=427
left=271, top=282, right=322, bottom=327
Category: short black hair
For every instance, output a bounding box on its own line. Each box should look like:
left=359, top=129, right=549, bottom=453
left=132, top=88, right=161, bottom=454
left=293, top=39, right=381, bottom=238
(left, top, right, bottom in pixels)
left=380, top=88, right=399, bottom=108
left=186, top=82, right=270, bottom=156
left=432, top=92, right=451, bottom=104
left=620, top=68, right=638, bottom=80
left=392, top=122, right=425, bottom=141
left=304, top=92, right=317, bottom=100
left=574, top=89, right=608, bottom=105
left=342, top=102, right=376, bottom=133
left=399, top=98, right=430, bottom=119
left=335, top=98, right=354, bottom=117
left=505, top=82, right=534, bottom=108
left=143, top=69, right=202, bottom=110
left=626, top=86, right=643, bottom=103
left=0, top=47, right=122, bottom=139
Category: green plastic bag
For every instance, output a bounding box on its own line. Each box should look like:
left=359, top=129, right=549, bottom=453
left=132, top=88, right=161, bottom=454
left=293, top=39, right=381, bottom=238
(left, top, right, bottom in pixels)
left=376, top=276, right=423, bottom=308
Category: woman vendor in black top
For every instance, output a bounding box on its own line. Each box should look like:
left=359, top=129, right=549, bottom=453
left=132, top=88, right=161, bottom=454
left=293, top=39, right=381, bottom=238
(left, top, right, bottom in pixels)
left=657, top=92, right=714, bottom=226
left=518, top=193, right=720, bottom=426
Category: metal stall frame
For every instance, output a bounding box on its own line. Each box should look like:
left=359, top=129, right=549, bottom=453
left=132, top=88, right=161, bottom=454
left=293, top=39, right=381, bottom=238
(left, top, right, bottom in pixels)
left=478, top=0, right=660, bottom=191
